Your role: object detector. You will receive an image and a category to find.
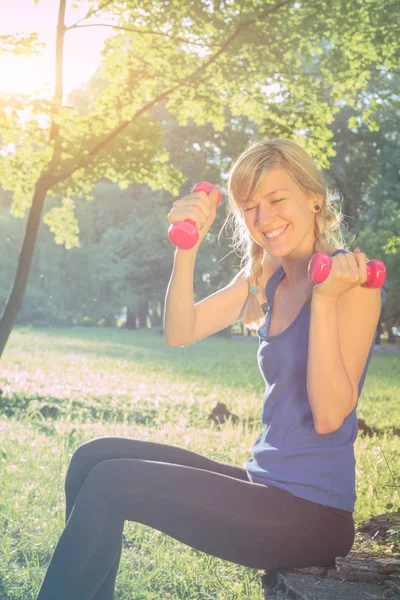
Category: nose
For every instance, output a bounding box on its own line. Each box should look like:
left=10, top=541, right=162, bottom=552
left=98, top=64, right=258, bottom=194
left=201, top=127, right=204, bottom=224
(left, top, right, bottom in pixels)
left=253, top=202, right=277, bottom=228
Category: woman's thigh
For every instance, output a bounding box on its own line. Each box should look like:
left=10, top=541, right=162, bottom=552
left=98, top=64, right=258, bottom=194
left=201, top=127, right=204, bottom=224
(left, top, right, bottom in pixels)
left=81, top=456, right=355, bottom=571
left=64, top=436, right=248, bottom=519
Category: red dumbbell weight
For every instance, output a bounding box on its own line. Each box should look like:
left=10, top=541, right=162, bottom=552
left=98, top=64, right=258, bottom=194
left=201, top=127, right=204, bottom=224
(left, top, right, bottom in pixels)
left=168, top=181, right=222, bottom=250
left=308, top=253, right=386, bottom=288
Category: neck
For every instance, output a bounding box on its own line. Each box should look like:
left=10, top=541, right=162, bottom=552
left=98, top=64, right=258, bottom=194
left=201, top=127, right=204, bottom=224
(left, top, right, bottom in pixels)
left=280, top=253, right=314, bottom=289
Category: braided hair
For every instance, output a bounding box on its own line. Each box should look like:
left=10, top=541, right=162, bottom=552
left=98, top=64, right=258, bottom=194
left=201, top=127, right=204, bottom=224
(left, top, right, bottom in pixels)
left=218, top=137, right=349, bottom=331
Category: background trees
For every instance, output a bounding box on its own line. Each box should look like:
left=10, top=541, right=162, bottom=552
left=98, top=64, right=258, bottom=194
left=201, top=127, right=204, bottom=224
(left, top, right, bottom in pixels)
left=0, top=0, right=399, bottom=353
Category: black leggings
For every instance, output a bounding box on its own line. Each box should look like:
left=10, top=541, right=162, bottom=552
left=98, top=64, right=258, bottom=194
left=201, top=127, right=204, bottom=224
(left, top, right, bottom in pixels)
left=35, top=436, right=355, bottom=600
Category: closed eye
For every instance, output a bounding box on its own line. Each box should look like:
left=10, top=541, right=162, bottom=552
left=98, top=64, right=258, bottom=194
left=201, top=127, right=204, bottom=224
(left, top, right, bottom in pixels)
left=244, top=198, right=284, bottom=212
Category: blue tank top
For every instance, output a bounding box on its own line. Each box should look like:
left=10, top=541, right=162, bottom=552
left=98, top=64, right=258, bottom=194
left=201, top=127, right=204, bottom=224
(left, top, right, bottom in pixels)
left=243, top=249, right=380, bottom=512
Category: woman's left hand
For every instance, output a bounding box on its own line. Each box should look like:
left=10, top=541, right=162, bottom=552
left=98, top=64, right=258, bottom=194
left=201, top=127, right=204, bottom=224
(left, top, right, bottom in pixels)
left=312, top=248, right=368, bottom=302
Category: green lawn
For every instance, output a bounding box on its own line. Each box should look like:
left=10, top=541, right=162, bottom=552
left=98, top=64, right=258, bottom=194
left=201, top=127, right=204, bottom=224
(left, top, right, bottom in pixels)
left=1, top=327, right=399, bottom=599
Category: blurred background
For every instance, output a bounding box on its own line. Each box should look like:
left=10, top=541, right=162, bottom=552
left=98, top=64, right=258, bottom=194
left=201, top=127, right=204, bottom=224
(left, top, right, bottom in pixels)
left=0, top=0, right=399, bottom=346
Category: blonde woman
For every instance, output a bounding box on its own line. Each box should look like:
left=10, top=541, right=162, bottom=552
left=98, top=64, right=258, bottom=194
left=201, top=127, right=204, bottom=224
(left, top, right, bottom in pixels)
left=35, top=139, right=382, bottom=599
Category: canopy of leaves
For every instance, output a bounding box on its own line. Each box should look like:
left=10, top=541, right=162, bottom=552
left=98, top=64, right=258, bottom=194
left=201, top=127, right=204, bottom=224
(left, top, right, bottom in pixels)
left=0, top=0, right=398, bottom=248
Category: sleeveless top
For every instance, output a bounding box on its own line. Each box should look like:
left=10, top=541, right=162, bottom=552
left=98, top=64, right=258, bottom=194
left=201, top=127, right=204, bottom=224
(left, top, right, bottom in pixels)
left=243, top=249, right=380, bottom=512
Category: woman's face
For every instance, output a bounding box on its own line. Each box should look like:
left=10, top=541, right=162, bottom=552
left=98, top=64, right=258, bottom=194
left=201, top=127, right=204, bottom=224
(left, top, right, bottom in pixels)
left=240, top=167, right=322, bottom=257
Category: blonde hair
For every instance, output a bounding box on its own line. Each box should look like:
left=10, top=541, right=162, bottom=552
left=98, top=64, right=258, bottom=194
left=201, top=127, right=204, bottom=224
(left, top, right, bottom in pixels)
left=219, top=137, right=350, bottom=331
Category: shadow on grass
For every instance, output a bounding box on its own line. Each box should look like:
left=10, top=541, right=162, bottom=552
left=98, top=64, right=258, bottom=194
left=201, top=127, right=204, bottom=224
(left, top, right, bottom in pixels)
left=0, top=389, right=251, bottom=432
left=1, top=390, right=396, bottom=440
left=0, top=390, right=158, bottom=425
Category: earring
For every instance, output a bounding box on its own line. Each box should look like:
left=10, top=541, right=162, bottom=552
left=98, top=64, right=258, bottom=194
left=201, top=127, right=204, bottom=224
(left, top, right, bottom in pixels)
left=314, top=204, right=320, bottom=212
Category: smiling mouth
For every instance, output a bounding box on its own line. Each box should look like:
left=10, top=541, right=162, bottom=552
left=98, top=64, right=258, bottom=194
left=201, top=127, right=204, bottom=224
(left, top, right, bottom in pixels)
left=263, top=224, right=288, bottom=240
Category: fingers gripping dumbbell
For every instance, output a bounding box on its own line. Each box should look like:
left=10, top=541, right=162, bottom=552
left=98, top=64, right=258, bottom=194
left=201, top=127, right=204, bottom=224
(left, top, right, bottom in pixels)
left=308, top=253, right=386, bottom=288
left=168, top=182, right=222, bottom=250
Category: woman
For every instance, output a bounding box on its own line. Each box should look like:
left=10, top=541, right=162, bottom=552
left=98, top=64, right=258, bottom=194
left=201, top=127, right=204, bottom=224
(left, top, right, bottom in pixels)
left=35, top=138, right=382, bottom=599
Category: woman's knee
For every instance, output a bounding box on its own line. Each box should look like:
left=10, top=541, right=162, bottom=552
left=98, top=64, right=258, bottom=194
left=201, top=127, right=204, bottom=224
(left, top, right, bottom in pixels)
left=64, top=436, right=143, bottom=495
left=65, top=437, right=112, bottom=495
left=79, top=460, right=116, bottom=498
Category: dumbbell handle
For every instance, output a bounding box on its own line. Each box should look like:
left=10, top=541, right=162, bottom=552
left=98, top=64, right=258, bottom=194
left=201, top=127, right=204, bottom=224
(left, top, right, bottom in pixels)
left=308, top=253, right=386, bottom=288
left=168, top=182, right=222, bottom=250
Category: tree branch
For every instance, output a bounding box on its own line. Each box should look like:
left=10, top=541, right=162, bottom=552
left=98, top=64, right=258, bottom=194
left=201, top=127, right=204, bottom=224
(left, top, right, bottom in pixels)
left=67, top=0, right=115, bottom=30
left=368, top=66, right=400, bottom=76
left=49, top=0, right=67, bottom=142
left=67, top=23, right=221, bottom=49
left=53, top=0, right=297, bottom=183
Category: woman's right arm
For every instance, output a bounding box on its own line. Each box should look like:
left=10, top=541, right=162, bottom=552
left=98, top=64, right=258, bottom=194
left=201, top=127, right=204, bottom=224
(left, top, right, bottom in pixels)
left=163, top=186, right=276, bottom=347
left=164, top=249, right=249, bottom=347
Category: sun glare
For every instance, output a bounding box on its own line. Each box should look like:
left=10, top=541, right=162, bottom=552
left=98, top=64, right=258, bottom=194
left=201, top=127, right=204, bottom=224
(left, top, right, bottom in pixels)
left=0, top=0, right=113, bottom=99
left=0, top=37, right=112, bottom=99
left=0, top=53, right=54, bottom=96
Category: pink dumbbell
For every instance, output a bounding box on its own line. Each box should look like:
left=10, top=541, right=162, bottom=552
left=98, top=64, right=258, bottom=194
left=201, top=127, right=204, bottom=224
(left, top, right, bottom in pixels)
left=168, top=181, right=222, bottom=250
left=308, top=253, right=386, bottom=288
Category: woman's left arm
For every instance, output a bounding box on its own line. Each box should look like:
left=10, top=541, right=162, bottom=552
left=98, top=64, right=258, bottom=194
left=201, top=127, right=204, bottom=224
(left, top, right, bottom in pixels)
left=307, top=250, right=382, bottom=434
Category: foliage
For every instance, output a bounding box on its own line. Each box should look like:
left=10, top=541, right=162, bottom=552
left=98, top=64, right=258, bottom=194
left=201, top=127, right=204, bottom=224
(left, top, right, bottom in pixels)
left=1, top=83, right=399, bottom=331
left=0, top=32, right=44, bottom=56
left=1, top=0, right=399, bottom=241
left=0, top=0, right=399, bottom=348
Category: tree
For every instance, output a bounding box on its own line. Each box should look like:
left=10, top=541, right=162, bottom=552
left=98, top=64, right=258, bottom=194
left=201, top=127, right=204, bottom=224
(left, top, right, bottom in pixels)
left=1, top=94, right=398, bottom=335
left=0, top=0, right=398, bottom=357
left=323, top=68, right=400, bottom=340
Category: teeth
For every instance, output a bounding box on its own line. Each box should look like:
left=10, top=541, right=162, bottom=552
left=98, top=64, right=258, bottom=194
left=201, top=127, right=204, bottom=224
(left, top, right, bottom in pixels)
left=265, top=225, right=287, bottom=238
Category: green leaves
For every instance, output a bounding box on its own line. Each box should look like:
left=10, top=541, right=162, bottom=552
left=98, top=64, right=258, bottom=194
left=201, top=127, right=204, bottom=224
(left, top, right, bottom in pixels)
left=0, top=33, right=44, bottom=56
left=1, top=0, right=399, bottom=247
left=43, top=198, right=80, bottom=249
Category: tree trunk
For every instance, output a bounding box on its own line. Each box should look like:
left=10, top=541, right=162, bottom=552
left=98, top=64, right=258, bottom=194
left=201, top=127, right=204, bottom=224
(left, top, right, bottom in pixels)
left=138, top=300, right=148, bottom=329
left=0, top=0, right=67, bottom=359
left=158, top=299, right=164, bottom=324
left=125, top=308, right=137, bottom=330
left=151, top=311, right=162, bottom=327
left=150, top=300, right=162, bottom=327
left=0, top=177, right=51, bottom=357
left=375, top=319, right=382, bottom=345
left=386, top=317, right=396, bottom=344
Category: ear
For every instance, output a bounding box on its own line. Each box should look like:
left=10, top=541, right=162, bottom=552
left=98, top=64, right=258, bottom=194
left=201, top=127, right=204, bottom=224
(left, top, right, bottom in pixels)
left=316, top=193, right=324, bottom=206
left=309, top=193, right=324, bottom=211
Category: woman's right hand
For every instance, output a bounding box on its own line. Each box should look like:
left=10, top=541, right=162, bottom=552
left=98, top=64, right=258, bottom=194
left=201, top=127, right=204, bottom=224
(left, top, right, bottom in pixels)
left=167, top=186, right=221, bottom=250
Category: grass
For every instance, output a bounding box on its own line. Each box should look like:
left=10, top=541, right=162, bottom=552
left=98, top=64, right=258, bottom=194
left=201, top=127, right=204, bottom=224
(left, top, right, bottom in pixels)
left=0, top=326, right=399, bottom=599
